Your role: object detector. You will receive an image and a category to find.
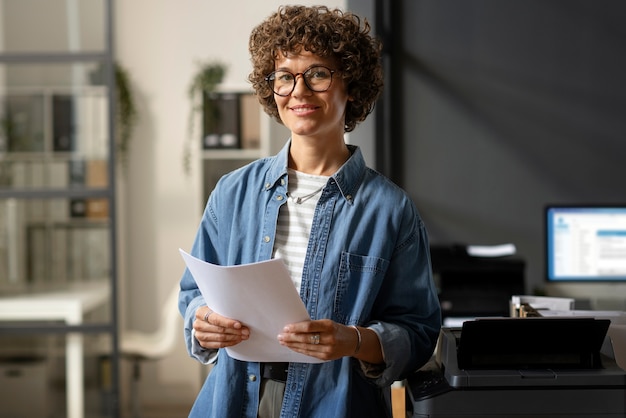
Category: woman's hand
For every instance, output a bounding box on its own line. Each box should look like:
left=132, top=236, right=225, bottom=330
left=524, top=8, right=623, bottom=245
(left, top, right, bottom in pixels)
left=193, top=306, right=250, bottom=349
left=277, top=319, right=383, bottom=364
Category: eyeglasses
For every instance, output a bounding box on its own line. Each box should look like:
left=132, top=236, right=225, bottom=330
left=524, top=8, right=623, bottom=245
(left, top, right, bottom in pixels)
left=265, top=66, right=336, bottom=97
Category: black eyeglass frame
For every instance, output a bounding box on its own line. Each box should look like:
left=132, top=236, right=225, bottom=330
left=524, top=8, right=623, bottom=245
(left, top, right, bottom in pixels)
left=264, top=66, right=337, bottom=97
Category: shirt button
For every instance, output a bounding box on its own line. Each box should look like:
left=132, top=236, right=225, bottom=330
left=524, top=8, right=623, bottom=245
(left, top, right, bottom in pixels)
left=263, top=236, right=271, bottom=243
left=265, top=183, right=271, bottom=189
left=281, top=178, right=286, bottom=186
left=276, top=195, right=284, bottom=201
left=346, top=194, right=353, bottom=201
left=249, top=374, right=257, bottom=382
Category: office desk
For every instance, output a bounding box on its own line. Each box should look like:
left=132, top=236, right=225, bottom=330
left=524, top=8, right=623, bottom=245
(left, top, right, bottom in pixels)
left=0, top=282, right=110, bottom=418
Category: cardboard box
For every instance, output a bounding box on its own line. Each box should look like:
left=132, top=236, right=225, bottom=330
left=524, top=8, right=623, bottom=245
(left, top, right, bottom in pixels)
left=86, top=159, right=109, bottom=219
left=0, top=359, right=48, bottom=417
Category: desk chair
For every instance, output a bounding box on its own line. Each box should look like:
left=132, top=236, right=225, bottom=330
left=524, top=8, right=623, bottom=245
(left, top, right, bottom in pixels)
left=119, top=285, right=181, bottom=418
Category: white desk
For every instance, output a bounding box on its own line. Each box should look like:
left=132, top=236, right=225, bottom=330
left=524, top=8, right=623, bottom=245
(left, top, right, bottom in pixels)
left=0, top=282, right=110, bottom=418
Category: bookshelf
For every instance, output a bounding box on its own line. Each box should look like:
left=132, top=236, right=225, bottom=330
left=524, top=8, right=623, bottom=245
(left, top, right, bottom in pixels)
left=0, top=1, right=119, bottom=416
left=200, top=86, right=290, bottom=203
left=1, top=86, right=110, bottom=288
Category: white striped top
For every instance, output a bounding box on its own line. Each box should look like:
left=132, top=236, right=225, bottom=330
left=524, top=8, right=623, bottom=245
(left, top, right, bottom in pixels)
left=273, top=168, right=329, bottom=293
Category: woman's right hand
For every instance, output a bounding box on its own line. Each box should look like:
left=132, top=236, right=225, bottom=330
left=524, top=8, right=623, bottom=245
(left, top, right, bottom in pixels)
left=193, top=306, right=250, bottom=349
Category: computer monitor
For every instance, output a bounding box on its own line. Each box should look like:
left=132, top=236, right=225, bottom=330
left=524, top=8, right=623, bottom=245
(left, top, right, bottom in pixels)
left=545, top=205, right=626, bottom=282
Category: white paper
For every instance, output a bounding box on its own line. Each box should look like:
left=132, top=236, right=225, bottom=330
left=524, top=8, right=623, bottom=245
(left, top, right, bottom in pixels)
left=179, top=249, right=323, bottom=363
left=466, top=243, right=517, bottom=257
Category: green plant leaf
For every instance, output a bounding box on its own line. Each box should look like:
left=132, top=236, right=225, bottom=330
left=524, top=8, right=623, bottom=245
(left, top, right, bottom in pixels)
left=184, top=60, right=226, bottom=175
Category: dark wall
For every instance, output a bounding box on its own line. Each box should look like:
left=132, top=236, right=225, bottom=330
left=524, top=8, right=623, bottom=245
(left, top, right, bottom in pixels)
left=388, top=1, right=626, bottom=294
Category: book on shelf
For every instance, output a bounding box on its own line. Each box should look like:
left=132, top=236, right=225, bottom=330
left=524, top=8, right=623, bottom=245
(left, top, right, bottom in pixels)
left=202, top=92, right=240, bottom=149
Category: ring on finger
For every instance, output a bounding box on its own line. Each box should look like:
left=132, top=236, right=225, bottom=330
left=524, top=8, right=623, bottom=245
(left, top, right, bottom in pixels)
left=203, top=309, right=213, bottom=322
left=311, top=333, right=320, bottom=345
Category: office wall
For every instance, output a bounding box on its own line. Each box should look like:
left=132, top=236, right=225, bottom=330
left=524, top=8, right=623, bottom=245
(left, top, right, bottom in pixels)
left=390, top=1, right=626, bottom=302
left=114, top=0, right=346, bottom=407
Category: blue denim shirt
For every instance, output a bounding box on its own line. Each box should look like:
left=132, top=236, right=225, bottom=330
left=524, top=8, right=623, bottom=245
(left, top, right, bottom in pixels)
left=179, top=141, right=441, bottom=418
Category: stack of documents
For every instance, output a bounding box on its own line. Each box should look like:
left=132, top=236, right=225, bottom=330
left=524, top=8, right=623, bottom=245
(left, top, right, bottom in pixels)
left=180, top=249, right=323, bottom=363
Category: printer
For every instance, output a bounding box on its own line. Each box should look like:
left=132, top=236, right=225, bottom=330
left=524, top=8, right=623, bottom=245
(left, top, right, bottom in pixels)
left=407, top=317, right=626, bottom=417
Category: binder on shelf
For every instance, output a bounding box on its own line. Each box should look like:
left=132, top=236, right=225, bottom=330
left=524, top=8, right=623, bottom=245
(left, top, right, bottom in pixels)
left=69, top=159, right=87, bottom=218
left=67, top=159, right=109, bottom=219
left=70, top=199, right=88, bottom=218
left=240, top=93, right=261, bottom=150
left=202, top=92, right=240, bottom=149
left=68, top=159, right=86, bottom=185
left=52, top=94, right=75, bottom=152
left=85, top=159, right=108, bottom=219
left=3, top=93, right=45, bottom=152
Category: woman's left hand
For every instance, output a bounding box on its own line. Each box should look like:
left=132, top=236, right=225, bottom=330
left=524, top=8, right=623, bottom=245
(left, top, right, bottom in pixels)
left=277, top=319, right=360, bottom=361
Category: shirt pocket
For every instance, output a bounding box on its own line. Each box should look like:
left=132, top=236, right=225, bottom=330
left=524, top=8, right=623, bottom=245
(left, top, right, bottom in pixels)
left=334, top=251, right=389, bottom=324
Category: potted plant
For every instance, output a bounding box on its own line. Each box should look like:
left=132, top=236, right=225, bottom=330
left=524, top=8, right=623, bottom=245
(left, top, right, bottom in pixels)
left=184, top=60, right=226, bottom=175
left=89, top=62, right=138, bottom=169
left=114, top=63, right=138, bottom=168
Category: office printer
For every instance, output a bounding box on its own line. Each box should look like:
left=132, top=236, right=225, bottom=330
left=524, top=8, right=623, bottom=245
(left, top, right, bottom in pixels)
left=407, top=317, right=626, bottom=417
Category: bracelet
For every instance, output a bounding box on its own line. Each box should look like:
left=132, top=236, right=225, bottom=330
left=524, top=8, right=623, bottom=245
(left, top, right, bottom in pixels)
left=350, top=325, right=362, bottom=356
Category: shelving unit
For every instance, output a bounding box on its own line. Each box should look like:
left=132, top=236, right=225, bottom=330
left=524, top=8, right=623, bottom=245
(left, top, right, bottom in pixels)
left=200, top=85, right=290, bottom=203
left=0, top=1, right=119, bottom=417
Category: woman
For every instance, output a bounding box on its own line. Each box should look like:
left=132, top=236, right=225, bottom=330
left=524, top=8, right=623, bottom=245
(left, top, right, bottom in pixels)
left=179, top=5, right=441, bottom=418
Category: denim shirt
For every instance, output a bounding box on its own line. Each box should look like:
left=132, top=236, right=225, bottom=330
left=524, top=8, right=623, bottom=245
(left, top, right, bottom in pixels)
left=179, top=141, right=441, bottom=418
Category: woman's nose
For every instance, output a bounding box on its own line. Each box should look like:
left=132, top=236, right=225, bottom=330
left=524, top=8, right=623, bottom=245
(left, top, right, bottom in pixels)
left=291, top=74, right=312, bottom=97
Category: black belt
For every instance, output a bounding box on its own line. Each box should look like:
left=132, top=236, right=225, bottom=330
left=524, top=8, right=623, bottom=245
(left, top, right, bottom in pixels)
left=261, top=362, right=289, bottom=382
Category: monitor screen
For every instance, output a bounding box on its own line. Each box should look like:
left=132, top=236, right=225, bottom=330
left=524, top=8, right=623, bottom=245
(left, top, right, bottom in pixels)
left=546, top=205, right=626, bottom=282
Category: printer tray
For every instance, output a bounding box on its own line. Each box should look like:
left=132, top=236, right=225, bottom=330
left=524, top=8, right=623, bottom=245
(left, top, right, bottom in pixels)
left=457, top=317, right=609, bottom=369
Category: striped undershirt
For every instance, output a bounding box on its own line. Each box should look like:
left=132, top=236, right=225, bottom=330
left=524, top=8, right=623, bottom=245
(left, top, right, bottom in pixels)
left=273, top=168, right=329, bottom=293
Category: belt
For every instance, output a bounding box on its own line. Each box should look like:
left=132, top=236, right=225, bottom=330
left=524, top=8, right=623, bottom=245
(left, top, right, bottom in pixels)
left=260, top=362, right=289, bottom=382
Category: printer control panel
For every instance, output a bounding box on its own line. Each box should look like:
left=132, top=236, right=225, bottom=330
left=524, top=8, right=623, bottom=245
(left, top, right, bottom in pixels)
left=408, top=360, right=452, bottom=401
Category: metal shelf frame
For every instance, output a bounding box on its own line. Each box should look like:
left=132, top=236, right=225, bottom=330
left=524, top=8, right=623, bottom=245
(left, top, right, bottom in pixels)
left=0, top=0, right=120, bottom=416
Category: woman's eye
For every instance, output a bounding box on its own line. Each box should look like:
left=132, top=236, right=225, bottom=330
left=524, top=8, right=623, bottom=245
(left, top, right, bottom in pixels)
left=278, top=73, right=294, bottom=82
left=311, top=70, right=328, bottom=79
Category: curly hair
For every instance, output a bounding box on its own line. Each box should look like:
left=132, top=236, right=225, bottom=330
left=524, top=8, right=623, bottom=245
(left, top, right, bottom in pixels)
left=248, top=5, right=383, bottom=133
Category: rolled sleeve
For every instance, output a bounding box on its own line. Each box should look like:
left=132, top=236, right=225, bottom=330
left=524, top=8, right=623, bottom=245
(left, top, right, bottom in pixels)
left=191, top=328, right=218, bottom=364
left=364, top=321, right=413, bottom=387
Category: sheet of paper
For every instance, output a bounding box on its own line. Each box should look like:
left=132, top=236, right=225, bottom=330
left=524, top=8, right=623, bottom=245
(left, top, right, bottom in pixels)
left=179, top=249, right=323, bottom=363
left=466, top=243, right=517, bottom=257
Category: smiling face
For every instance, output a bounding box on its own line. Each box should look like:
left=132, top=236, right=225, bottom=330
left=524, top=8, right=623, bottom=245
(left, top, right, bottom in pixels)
left=273, top=50, right=350, bottom=144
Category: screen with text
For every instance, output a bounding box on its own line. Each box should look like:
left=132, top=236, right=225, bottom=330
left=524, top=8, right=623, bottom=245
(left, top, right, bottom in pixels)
left=546, top=206, right=626, bottom=282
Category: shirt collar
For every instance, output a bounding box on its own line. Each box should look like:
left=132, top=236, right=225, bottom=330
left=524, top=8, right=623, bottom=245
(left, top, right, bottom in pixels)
left=265, top=139, right=366, bottom=204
